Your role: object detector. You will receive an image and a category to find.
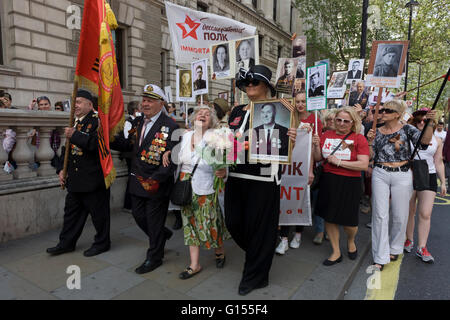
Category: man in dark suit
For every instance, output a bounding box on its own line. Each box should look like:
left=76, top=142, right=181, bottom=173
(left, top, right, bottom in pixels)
left=111, top=84, right=179, bottom=274
left=47, top=89, right=111, bottom=257
left=347, top=60, right=362, bottom=80
left=193, top=65, right=206, bottom=90
left=252, top=103, right=289, bottom=157
left=348, top=81, right=368, bottom=108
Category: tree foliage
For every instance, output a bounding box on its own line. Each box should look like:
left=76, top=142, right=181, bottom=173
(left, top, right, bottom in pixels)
left=294, top=0, right=449, bottom=114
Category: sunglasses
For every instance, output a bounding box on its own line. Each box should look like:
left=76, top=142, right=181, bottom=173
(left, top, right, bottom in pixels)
left=243, top=79, right=260, bottom=87
left=379, top=108, right=397, bottom=114
left=335, top=118, right=353, bottom=124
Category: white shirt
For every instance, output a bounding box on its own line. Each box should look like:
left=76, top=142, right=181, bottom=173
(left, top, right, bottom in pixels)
left=178, top=130, right=215, bottom=195
left=142, top=110, right=162, bottom=140
left=413, top=135, right=438, bottom=173
left=434, top=130, right=446, bottom=142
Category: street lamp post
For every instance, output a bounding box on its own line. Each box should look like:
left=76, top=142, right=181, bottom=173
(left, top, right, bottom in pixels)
left=404, top=1, right=420, bottom=100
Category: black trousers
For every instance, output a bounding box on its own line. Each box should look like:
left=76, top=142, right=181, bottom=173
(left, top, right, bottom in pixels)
left=123, top=158, right=132, bottom=210
left=59, top=188, right=111, bottom=249
left=280, top=225, right=304, bottom=237
left=225, top=177, right=280, bottom=289
left=131, top=194, right=171, bottom=262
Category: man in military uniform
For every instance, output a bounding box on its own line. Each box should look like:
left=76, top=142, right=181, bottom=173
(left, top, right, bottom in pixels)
left=308, top=69, right=325, bottom=97
left=374, top=46, right=399, bottom=77
left=111, top=84, right=179, bottom=274
left=193, top=65, right=206, bottom=90
left=46, top=89, right=111, bottom=257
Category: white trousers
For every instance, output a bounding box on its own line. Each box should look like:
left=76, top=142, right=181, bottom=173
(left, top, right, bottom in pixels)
left=371, top=166, right=413, bottom=265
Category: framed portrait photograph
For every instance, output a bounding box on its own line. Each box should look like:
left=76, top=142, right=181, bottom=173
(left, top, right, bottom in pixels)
left=296, top=56, right=306, bottom=79
left=210, top=41, right=235, bottom=80
left=176, top=69, right=195, bottom=102
left=191, top=58, right=209, bottom=96
left=347, top=80, right=369, bottom=108
left=306, top=64, right=327, bottom=111
left=346, top=59, right=364, bottom=83
left=218, top=91, right=229, bottom=101
left=366, top=40, right=408, bottom=88
left=292, top=35, right=306, bottom=58
left=249, top=99, right=294, bottom=164
left=327, top=71, right=348, bottom=99
left=234, top=35, right=259, bottom=71
left=275, top=58, right=299, bottom=95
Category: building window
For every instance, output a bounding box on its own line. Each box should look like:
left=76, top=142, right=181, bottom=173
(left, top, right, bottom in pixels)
left=277, top=45, right=282, bottom=60
left=0, top=13, right=3, bottom=65
left=161, top=51, right=168, bottom=88
left=290, top=5, right=294, bottom=33
left=252, top=0, right=258, bottom=9
left=112, top=28, right=126, bottom=88
left=259, top=35, right=264, bottom=57
left=273, top=0, right=277, bottom=22
left=197, top=2, right=208, bottom=12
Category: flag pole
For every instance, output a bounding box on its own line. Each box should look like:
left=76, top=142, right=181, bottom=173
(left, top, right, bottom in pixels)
left=372, top=87, right=384, bottom=131
left=61, top=82, right=78, bottom=190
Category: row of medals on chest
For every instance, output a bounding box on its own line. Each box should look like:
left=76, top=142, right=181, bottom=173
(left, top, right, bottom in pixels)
left=141, top=126, right=169, bottom=165
left=71, top=123, right=93, bottom=156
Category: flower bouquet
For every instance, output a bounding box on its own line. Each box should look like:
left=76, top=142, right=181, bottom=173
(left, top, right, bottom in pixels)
left=196, top=127, right=244, bottom=205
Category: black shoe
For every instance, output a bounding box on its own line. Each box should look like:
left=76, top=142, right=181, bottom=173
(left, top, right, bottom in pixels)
left=323, top=255, right=343, bottom=266
left=215, top=253, right=226, bottom=269
left=172, top=211, right=182, bottom=230
left=135, top=260, right=162, bottom=274
left=46, top=245, right=75, bottom=256
left=238, top=279, right=269, bottom=296
left=83, top=245, right=110, bottom=257
left=390, top=254, right=399, bottom=261
left=348, top=250, right=358, bottom=260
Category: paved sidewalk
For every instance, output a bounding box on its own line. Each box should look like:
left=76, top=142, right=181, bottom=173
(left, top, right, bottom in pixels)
left=0, top=209, right=371, bottom=300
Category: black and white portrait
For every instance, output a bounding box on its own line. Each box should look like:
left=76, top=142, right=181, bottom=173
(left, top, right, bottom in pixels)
left=327, top=71, right=348, bottom=99
left=249, top=100, right=293, bottom=164
left=235, top=37, right=256, bottom=71
left=307, top=65, right=326, bottom=98
left=275, top=58, right=298, bottom=94
left=191, top=59, right=209, bottom=95
left=292, top=36, right=306, bottom=58
left=212, top=43, right=230, bottom=77
left=176, top=69, right=195, bottom=102
left=346, top=59, right=364, bottom=83
left=373, top=44, right=403, bottom=78
left=296, top=56, right=306, bottom=79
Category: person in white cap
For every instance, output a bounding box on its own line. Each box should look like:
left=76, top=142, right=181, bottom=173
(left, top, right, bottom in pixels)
left=111, top=84, right=179, bottom=274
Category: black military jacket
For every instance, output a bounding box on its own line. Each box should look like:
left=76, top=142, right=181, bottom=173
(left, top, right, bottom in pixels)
left=58, top=110, right=105, bottom=193
left=111, top=112, right=179, bottom=199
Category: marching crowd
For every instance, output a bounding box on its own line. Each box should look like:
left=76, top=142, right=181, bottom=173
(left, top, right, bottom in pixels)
left=1, top=63, right=449, bottom=296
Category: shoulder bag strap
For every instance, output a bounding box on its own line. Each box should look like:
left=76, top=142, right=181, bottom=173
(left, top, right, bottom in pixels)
left=329, top=132, right=353, bottom=156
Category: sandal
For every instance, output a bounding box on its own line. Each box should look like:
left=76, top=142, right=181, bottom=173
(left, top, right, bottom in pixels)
left=179, top=266, right=202, bottom=280
left=390, top=254, right=399, bottom=261
left=372, top=263, right=384, bottom=272
left=215, top=253, right=226, bottom=269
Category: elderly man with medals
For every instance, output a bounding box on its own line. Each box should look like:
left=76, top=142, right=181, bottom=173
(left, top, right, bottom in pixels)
left=111, top=84, right=179, bottom=274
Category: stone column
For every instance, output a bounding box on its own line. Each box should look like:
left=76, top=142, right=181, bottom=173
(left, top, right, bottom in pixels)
left=35, top=127, right=56, bottom=177
left=262, top=0, right=274, bottom=21
left=0, top=127, right=13, bottom=181
left=11, top=126, right=37, bottom=179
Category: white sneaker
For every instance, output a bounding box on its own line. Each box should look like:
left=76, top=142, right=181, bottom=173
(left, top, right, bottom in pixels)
left=275, top=238, right=289, bottom=255
left=290, top=234, right=301, bottom=249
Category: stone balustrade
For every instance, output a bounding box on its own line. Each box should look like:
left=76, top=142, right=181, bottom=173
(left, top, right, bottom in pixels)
left=0, top=109, right=129, bottom=243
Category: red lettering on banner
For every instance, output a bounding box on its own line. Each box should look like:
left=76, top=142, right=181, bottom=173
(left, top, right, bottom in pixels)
left=287, top=210, right=292, bottom=215
left=180, top=45, right=210, bottom=54
left=281, top=186, right=291, bottom=200
left=280, top=186, right=304, bottom=200
left=292, top=162, right=303, bottom=176
left=298, top=209, right=303, bottom=214
left=279, top=209, right=304, bottom=215
left=281, top=165, right=287, bottom=175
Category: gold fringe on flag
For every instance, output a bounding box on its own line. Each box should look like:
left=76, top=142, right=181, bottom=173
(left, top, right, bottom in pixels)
left=100, top=21, right=109, bottom=45
left=105, top=2, right=118, bottom=30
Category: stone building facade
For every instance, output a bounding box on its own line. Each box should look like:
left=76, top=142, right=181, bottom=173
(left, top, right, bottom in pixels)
left=0, top=0, right=302, bottom=109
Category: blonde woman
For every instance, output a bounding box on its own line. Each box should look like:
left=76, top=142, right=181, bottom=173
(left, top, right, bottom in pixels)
left=366, top=100, right=436, bottom=271
left=312, top=107, right=369, bottom=266
left=163, top=106, right=230, bottom=279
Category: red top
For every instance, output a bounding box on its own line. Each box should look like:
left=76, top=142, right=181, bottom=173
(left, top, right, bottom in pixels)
left=299, top=112, right=323, bottom=137
left=320, top=130, right=369, bottom=177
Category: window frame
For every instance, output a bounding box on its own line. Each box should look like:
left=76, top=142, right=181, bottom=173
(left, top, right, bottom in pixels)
left=112, top=26, right=127, bottom=89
